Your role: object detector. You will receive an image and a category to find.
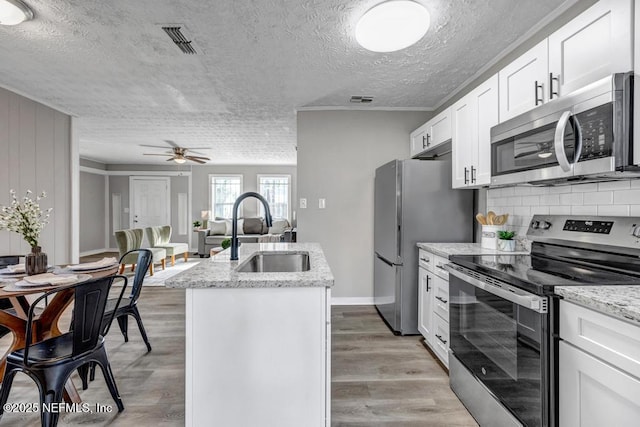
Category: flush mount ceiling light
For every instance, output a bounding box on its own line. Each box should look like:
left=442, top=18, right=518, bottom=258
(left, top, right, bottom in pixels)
left=355, top=1, right=430, bottom=52
left=0, top=0, right=34, bottom=26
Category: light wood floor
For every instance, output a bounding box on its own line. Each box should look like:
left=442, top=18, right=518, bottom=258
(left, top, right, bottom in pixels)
left=0, top=281, right=476, bottom=425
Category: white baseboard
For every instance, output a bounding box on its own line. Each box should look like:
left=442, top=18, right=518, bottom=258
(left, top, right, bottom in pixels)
left=331, top=297, right=375, bottom=306
left=79, top=248, right=111, bottom=257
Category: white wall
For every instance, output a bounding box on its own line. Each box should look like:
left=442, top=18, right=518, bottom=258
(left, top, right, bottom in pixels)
left=484, top=180, right=640, bottom=250
left=79, top=171, right=107, bottom=253
left=0, top=87, right=74, bottom=264
left=297, top=110, right=431, bottom=302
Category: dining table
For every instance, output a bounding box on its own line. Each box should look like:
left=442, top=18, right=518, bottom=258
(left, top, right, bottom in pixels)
left=0, top=263, right=119, bottom=403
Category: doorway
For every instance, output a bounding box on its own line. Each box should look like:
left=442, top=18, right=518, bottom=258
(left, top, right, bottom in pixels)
left=130, top=177, right=170, bottom=245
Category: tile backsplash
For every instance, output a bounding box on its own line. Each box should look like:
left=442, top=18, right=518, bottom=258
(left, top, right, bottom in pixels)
left=485, top=180, right=640, bottom=251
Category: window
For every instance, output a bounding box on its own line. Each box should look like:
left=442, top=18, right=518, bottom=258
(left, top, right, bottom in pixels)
left=258, top=175, right=290, bottom=220
left=210, top=175, right=243, bottom=219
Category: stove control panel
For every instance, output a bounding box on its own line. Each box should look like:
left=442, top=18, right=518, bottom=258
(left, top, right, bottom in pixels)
left=563, top=220, right=613, bottom=234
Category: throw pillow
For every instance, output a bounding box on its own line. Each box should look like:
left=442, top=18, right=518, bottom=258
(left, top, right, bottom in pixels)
left=236, top=219, right=244, bottom=235
left=268, top=218, right=289, bottom=235
left=243, top=217, right=263, bottom=234
left=208, top=220, right=227, bottom=235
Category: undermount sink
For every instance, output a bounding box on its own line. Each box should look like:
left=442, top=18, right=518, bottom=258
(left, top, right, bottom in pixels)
left=236, top=252, right=311, bottom=273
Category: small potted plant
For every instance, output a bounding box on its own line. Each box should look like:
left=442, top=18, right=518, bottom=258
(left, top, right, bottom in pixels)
left=497, top=230, right=516, bottom=252
left=193, top=220, right=202, bottom=231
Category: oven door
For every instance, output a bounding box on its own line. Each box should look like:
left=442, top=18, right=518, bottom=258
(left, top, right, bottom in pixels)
left=446, top=264, right=549, bottom=427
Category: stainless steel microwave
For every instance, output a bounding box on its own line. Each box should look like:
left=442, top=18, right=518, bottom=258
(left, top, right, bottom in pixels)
left=490, top=72, right=638, bottom=186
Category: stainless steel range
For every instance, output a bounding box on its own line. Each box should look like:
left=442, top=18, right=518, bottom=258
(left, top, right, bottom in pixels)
left=445, top=215, right=640, bottom=427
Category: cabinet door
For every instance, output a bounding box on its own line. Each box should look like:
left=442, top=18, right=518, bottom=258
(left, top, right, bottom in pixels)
left=417, top=267, right=433, bottom=340
left=548, top=0, right=632, bottom=98
left=429, top=107, right=452, bottom=148
left=410, top=124, right=429, bottom=158
left=498, top=40, right=548, bottom=122
left=471, top=74, right=499, bottom=187
left=432, top=313, right=449, bottom=368
left=559, top=341, right=640, bottom=427
left=432, top=274, right=449, bottom=322
left=451, top=95, right=474, bottom=189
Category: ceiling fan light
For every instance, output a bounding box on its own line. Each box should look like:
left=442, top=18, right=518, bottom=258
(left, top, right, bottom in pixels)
left=538, top=152, right=553, bottom=159
left=355, top=1, right=430, bottom=52
left=174, top=157, right=187, bottom=164
left=0, top=0, right=34, bottom=26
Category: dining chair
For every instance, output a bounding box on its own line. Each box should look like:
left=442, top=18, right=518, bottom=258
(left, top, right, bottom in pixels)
left=81, top=249, right=153, bottom=389
left=0, top=255, right=25, bottom=339
left=0, top=275, right=129, bottom=427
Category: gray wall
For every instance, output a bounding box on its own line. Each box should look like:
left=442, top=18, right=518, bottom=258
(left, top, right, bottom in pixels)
left=79, top=171, right=106, bottom=253
left=297, top=110, right=431, bottom=300
left=0, top=86, right=73, bottom=264
left=191, top=164, right=297, bottom=222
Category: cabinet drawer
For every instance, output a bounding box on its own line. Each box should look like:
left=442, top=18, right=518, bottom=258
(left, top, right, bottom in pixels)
left=433, top=275, right=449, bottom=321
left=418, top=249, right=434, bottom=272
left=432, top=314, right=449, bottom=368
left=432, top=255, right=449, bottom=280
left=560, top=300, right=640, bottom=380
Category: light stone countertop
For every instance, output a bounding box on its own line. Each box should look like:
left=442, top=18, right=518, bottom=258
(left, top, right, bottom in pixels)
left=555, top=286, right=640, bottom=325
left=165, top=242, right=334, bottom=289
left=416, top=242, right=529, bottom=259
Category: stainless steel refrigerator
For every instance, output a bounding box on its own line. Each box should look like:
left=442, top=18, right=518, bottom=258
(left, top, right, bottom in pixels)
left=374, top=158, right=473, bottom=335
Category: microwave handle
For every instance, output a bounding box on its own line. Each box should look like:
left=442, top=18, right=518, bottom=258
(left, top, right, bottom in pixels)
left=554, top=111, right=583, bottom=172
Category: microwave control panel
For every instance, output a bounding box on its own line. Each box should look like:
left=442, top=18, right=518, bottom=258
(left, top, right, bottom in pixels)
left=576, top=103, right=613, bottom=160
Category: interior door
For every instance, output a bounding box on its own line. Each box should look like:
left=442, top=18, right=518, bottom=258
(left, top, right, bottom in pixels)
left=130, top=177, right=170, bottom=242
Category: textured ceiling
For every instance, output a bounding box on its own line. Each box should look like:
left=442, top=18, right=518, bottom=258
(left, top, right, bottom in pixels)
left=0, top=0, right=568, bottom=165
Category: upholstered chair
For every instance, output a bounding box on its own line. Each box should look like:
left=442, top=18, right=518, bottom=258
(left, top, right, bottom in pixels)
left=114, top=228, right=166, bottom=275
left=145, top=225, right=189, bottom=266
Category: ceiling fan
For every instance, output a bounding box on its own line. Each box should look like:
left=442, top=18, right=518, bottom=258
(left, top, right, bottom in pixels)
left=142, top=140, right=211, bottom=164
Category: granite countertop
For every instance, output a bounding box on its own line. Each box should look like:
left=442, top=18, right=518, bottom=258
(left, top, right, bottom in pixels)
left=416, top=242, right=529, bottom=259
left=165, top=242, right=334, bottom=289
left=555, top=286, right=640, bottom=325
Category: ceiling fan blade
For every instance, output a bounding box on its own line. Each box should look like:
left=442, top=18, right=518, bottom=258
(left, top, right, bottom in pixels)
left=185, top=155, right=210, bottom=160
left=185, top=149, right=209, bottom=156
left=166, top=157, right=178, bottom=162
left=185, top=156, right=207, bottom=164
left=144, top=153, right=173, bottom=156
left=140, top=144, right=174, bottom=149
left=163, top=140, right=180, bottom=148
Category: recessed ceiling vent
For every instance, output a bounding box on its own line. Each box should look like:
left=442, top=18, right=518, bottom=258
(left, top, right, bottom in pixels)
left=162, top=26, right=197, bottom=54
left=350, top=96, right=374, bottom=103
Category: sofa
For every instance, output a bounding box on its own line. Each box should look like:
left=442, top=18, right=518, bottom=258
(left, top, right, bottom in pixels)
left=197, top=217, right=291, bottom=257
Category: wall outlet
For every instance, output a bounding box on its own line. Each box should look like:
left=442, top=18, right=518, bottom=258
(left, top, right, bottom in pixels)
left=299, top=198, right=307, bottom=209
left=319, top=198, right=326, bottom=209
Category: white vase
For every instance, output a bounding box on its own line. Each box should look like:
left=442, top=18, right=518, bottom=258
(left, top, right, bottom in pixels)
left=498, top=239, right=515, bottom=252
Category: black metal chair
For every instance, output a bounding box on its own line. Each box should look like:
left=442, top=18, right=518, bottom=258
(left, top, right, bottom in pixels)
left=0, top=256, right=25, bottom=338
left=81, top=249, right=153, bottom=387
left=0, top=275, right=129, bottom=427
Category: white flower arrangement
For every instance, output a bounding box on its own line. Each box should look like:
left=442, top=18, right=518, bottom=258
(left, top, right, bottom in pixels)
left=0, top=189, right=52, bottom=248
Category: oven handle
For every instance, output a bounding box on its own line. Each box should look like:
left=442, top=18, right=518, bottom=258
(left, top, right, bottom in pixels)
left=554, top=110, right=583, bottom=172
left=444, top=264, right=548, bottom=314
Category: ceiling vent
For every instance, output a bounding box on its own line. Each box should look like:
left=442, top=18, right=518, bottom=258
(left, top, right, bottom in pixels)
left=350, top=96, right=374, bottom=103
left=162, top=26, right=197, bottom=54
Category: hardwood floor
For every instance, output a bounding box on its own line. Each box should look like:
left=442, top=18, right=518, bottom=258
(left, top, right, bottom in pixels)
left=332, top=306, right=477, bottom=426
left=0, top=278, right=476, bottom=425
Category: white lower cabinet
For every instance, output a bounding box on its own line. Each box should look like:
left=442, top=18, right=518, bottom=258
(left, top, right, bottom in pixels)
left=559, top=300, right=640, bottom=427
left=417, top=249, right=450, bottom=368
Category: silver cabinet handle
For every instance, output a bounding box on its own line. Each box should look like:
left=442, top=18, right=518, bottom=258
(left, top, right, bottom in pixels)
left=471, top=165, right=476, bottom=183
left=554, top=111, right=583, bottom=172
left=464, top=167, right=469, bottom=184
left=534, top=80, right=543, bottom=105
left=549, top=72, right=559, bottom=99
left=426, top=133, right=431, bottom=147
left=422, top=135, right=427, bottom=149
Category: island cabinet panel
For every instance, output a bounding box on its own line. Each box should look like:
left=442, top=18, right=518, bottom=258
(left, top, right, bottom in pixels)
left=185, top=286, right=330, bottom=427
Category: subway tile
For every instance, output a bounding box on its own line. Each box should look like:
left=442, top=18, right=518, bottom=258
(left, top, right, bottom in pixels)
left=528, top=187, right=548, bottom=195
left=515, top=186, right=532, bottom=195
left=549, top=206, right=571, bottom=215
left=540, top=194, right=560, bottom=205
left=487, top=188, right=502, bottom=198
left=501, top=187, right=515, bottom=196
left=571, top=183, right=598, bottom=193
left=507, top=196, right=522, bottom=206
left=522, top=196, right=540, bottom=206
left=583, top=191, right=613, bottom=205
left=571, top=205, right=598, bottom=215
left=630, top=206, right=640, bottom=216
left=613, top=189, right=640, bottom=205
left=559, top=193, right=583, bottom=205
left=631, top=180, right=640, bottom=189
left=530, top=206, right=549, bottom=215
left=597, top=205, right=630, bottom=216
left=548, top=186, right=571, bottom=194
left=598, top=181, right=631, bottom=191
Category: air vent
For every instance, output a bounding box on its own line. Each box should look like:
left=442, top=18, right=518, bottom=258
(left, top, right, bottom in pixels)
left=162, top=26, right=197, bottom=54
left=350, top=96, right=374, bottom=103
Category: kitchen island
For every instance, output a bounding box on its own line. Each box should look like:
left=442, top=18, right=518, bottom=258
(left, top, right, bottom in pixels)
left=166, top=242, right=334, bottom=427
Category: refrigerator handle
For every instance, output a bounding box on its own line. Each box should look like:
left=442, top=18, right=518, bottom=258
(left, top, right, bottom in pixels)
left=375, top=252, right=395, bottom=267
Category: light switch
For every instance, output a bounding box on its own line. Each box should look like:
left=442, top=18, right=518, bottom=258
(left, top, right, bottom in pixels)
left=299, top=198, right=307, bottom=209
left=319, top=198, right=326, bottom=209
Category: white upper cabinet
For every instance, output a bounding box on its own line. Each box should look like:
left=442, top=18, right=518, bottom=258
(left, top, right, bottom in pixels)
left=549, top=0, right=633, bottom=98
left=410, top=107, right=452, bottom=158
left=452, top=74, right=499, bottom=189
left=498, top=0, right=633, bottom=123
left=499, top=40, right=549, bottom=122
